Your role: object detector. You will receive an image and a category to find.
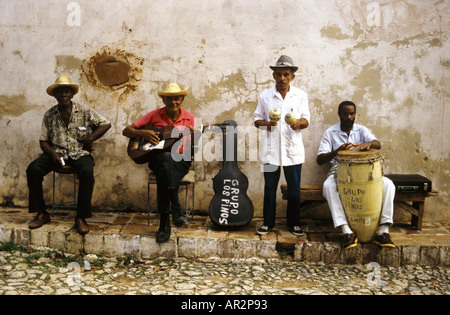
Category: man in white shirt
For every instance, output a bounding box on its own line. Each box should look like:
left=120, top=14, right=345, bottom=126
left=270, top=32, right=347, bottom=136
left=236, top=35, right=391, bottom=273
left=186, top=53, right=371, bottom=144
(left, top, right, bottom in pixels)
left=317, top=101, right=396, bottom=249
left=253, top=55, right=310, bottom=236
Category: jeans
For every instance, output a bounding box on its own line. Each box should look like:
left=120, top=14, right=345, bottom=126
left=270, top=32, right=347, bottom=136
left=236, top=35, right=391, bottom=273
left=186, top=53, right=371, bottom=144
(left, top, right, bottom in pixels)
left=263, top=163, right=303, bottom=228
left=26, top=153, right=95, bottom=218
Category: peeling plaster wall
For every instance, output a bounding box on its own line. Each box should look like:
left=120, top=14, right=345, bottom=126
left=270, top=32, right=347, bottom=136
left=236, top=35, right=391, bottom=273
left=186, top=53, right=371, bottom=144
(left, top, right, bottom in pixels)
left=1, top=0, right=449, bottom=223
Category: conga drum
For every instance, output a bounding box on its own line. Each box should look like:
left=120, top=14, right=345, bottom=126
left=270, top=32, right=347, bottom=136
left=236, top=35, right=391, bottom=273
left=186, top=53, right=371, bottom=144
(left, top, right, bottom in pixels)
left=336, top=149, right=383, bottom=243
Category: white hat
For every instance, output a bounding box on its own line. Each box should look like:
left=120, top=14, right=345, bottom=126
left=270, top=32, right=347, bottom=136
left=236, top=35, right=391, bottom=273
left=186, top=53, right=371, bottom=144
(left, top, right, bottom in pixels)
left=157, top=83, right=188, bottom=97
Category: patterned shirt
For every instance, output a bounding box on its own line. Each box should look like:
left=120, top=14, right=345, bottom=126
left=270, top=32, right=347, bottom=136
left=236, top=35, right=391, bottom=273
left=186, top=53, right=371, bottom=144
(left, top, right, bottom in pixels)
left=39, top=102, right=110, bottom=160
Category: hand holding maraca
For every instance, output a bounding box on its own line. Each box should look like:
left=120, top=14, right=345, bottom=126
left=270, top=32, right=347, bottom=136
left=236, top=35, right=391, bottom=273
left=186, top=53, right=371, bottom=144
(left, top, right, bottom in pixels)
left=263, top=109, right=280, bottom=132
left=269, top=109, right=281, bottom=123
left=284, top=112, right=297, bottom=126
left=285, top=112, right=309, bottom=130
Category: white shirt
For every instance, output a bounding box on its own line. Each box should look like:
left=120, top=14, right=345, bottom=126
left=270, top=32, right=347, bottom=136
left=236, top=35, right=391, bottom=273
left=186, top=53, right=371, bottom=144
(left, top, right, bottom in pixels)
left=253, top=86, right=310, bottom=166
left=317, top=123, right=377, bottom=175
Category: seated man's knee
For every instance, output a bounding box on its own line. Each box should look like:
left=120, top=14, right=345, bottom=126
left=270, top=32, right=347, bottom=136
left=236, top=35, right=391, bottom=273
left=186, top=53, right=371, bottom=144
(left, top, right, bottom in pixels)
left=323, top=175, right=337, bottom=192
left=383, top=177, right=395, bottom=189
left=26, top=161, right=43, bottom=176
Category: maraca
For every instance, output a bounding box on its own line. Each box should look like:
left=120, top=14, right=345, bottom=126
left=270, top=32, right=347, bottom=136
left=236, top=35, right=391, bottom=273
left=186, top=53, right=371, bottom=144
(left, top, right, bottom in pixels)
left=284, top=112, right=297, bottom=125
left=269, top=109, right=281, bottom=123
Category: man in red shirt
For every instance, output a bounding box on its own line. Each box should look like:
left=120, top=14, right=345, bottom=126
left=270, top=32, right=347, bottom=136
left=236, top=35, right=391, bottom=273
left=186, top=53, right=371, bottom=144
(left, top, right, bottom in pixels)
left=123, top=83, right=195, bottom=243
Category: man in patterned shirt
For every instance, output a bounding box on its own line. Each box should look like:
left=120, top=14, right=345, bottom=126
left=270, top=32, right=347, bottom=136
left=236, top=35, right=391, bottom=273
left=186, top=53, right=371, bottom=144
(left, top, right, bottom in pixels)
left=26, top=75, right=111, bottom=235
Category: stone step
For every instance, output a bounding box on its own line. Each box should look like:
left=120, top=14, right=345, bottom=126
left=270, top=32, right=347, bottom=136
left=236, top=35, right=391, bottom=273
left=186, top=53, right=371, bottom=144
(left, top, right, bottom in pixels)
left=0, top=208, right=449, bottom=267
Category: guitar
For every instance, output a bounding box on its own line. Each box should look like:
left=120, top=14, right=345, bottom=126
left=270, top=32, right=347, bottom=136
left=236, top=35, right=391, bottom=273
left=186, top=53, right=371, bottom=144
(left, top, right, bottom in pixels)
left=208, top=120, right=254, bottom=228
left=127, top=125, right=186, bottom=164
left=127, top=123, right=229, bottom=164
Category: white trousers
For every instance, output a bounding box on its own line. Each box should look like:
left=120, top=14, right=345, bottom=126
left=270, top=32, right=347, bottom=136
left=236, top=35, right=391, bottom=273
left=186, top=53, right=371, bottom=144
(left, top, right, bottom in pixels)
left=323, top=175, right=395, bottom=228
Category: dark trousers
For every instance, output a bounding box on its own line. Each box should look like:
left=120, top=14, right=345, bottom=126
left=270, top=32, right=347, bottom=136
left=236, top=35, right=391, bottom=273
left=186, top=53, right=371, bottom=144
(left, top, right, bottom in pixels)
left=263, top=163, right=302, bottom=228
left=26, top=153, right=95, bottom=218
left=148, top=152, right=191, bottom=214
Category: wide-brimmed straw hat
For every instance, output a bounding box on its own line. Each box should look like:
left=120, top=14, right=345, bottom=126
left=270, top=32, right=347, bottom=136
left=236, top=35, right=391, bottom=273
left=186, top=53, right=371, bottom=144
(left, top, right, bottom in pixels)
left=46, top=75, right=79, bottom=96
left=157, top=83, right=188, bottom=97
left=269, top=55, right=298, bottom=73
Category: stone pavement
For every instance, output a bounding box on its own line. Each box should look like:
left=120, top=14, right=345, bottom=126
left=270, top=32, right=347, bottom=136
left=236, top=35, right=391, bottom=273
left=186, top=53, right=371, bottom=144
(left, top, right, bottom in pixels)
left=0, top=247, right=449, bottom=296
left=0, top=207, right=449, bottom=267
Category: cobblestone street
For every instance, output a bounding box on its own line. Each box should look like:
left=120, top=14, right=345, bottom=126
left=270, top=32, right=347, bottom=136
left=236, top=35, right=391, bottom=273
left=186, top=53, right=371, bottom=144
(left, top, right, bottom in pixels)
left=1, top=244, right=449, bottom=296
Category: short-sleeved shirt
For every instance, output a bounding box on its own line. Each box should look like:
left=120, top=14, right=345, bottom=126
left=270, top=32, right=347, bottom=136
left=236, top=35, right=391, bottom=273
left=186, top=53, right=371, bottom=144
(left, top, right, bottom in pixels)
left=134, top=107, right=195, bottom=154
left=40, top=102, right=110, bottom=160
left=253, top=86, right=310, bottom=166
left=317, top=123, right=377, bottom=175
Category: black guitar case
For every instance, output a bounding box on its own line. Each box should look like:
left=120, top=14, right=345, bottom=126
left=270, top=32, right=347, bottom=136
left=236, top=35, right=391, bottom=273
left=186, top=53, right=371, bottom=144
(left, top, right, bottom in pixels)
left=209, top=120, right=254, bottom=228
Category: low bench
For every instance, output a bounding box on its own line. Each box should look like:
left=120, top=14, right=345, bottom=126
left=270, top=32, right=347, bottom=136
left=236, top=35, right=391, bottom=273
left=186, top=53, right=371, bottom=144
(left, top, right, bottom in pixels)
left=280, top=184, right=439, bottom=230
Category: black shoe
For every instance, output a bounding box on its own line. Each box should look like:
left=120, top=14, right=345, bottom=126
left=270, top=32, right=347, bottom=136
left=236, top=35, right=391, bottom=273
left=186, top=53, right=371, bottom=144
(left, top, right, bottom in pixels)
left=374, top=233, right=396, bottom=248
left=257, top=225, right=273, bottom=235
left=291, top=226, right=304, bottom=236
left=169, top=190, right=187, bottom=227
left=342, top=233, right=358, bottom=250
left=172, top=212, right=188, bottom=227
left=156, top=214, right=171, bottom=243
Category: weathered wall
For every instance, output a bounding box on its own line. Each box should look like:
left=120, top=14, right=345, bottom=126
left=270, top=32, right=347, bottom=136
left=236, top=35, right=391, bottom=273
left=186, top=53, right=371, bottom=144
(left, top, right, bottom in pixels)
left=1, top=0, right=449, bottom=223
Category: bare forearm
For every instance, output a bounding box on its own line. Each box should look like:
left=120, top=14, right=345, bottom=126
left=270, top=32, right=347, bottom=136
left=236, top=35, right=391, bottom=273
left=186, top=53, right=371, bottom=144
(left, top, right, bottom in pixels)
left=122, top=125, right=141, bottom=138
left=122, top=124, right=160, bottom=145
left=317, top=151, right=337, bottom=165
left=254, top=119, right=277, bottom=132
left=40, top=141, right=56, bottom=157
left=88, top=123, right=111, bottom=142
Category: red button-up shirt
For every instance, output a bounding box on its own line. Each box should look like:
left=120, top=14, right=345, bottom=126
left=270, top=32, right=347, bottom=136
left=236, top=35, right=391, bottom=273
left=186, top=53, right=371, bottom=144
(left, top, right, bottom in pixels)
left=134, top=107, right=195, bottom=154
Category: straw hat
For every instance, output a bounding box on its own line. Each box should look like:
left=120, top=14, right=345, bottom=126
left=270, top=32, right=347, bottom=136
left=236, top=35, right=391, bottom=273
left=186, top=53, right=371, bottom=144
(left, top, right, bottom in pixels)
left=157, top=83, right=188, bottom=97
left=269, top=55, right=298, bottom=73
left=46, top=75, right=79, bottom=96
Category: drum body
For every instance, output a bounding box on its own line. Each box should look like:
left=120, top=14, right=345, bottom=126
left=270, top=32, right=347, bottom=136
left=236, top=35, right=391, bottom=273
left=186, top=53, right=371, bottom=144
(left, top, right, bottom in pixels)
left=336, top=149, right=383, bottom=243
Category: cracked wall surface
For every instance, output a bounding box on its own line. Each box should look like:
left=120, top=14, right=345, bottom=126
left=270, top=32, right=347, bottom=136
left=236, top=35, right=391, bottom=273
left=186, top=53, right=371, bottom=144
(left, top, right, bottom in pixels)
left=0, top=0, right=449, bottom=223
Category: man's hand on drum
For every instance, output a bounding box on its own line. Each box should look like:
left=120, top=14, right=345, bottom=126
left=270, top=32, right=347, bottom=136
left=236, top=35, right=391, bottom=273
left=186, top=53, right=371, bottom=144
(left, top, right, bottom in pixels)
left=338, top=143, right=357, bottom=151
left=355, top=142, right=373, bottom=151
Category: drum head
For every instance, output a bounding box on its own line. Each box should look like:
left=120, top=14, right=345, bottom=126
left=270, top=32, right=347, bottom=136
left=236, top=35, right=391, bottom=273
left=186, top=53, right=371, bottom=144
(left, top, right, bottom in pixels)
left=336, top=148, right=381, bottom=161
